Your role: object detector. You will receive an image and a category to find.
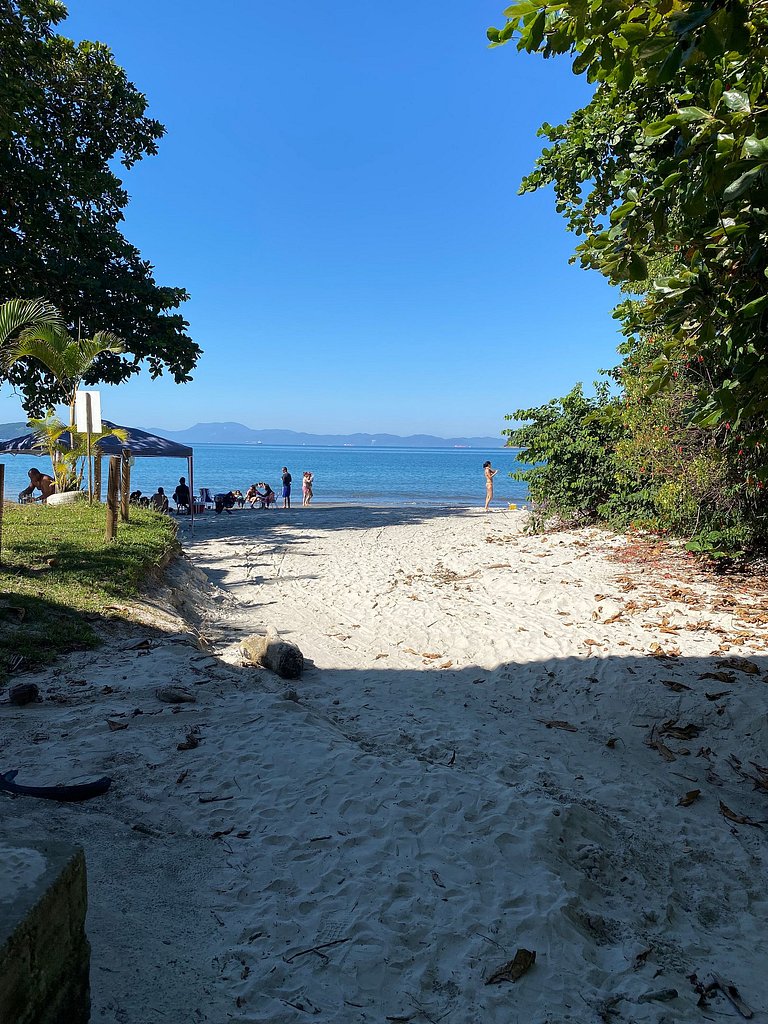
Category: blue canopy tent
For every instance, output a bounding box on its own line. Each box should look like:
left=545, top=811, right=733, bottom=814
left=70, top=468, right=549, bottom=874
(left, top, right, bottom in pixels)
left=0, top=420, right=195, bottom=524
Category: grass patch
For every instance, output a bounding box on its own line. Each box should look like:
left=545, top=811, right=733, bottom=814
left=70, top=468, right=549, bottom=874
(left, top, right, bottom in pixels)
left=0, top=502, right=178, bottom=683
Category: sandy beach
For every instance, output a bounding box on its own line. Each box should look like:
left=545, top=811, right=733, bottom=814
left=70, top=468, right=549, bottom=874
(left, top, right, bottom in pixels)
left=3, top=505, right=768, bottom=1023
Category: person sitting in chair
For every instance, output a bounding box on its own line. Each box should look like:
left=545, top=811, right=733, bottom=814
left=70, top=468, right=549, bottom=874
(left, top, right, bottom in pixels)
left=173, top=477, right=191, bottom=512
left=150, top=487, right=169, bottom=513
left=18, top=467, right=56, bottom=503
left=214, top=491, right=236, bottom=515
left=256, top=482, right=276, bottom=508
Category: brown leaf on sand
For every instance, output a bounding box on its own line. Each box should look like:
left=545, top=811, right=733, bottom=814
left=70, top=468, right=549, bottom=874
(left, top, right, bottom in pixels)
left=107, top=718, right=128, bottom=731
left=422, top=652, right=443, bottom=660
left=719, top=801, right=763, bottom=828
left=705, top=690, right=731, bottom=701
left=430, top=869, right=446, bottom=888
left=402, top=647, right=419, bottom=656
left=211, top=827, right=234, bottom=839
left=438, top=660, right=453, bottom=670
left=661, top=679, right=692, bottom=692
left=677, top=789, right=701, bottom=807
left=375, top=653, right=389, bottom=660
left=177, top=729, right=200, bottom=751
left=700, top=670, right=737, bottom=684
left=720, top=657, right=760, bottom=675
left=660, top=721, right=701, bottom=740
left=486, top=948, right=536, bottom=985
left=584, top=639, right=601, bottom=646
left=537, top=719, right=578, bottom=732
left=646, top=727, right=676, bottom=762
left=604, top=612, right=624, bottom=624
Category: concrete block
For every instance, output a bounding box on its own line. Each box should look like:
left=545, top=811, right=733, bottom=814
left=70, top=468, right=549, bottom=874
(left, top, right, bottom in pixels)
left=0, top=839, right=90, bottom=1024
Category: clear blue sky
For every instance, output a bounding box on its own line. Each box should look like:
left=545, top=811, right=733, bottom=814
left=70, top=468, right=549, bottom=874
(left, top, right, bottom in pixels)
left=0, top=1, right=621, bottom=438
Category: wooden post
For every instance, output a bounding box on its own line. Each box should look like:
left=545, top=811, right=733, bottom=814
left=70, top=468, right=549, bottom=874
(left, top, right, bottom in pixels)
left=85, top=392, right=93, bottom=504
left=120, top=455, right=130, bottom=522
left=105, top=456, right=119, bottom=542
left=0, top=464, right=4, bottom=567
left=94, top=456, right=102, bottom=502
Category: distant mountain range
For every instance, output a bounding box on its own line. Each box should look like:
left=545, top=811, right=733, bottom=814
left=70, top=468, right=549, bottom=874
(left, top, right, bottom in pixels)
left=0, top=421, right=28, bottom=438
left=0, top=419, right=507, bottom=448
left=144, top=422, right=507, bottom=448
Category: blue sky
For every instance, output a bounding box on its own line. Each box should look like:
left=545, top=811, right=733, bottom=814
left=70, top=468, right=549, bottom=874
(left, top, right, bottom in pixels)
left=1, top=1, right=620, bottom=437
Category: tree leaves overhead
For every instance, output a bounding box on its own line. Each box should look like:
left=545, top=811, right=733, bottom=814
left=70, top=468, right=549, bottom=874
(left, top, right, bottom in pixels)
left=490, top=0, right=768, bottom=472
left=0, top=0, right=200, bottom=413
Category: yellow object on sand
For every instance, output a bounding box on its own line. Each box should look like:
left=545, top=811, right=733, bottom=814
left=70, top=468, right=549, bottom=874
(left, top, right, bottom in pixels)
left=508, top=503, right=517, bottom=510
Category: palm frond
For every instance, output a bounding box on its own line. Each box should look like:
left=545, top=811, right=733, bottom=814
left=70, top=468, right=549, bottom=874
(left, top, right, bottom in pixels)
left=0, top=299, right=64, bottom=348
left=88, top=331, right=124, bottom=356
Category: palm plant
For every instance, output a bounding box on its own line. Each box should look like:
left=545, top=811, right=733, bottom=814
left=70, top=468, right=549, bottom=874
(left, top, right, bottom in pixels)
left=0, top=299, right=64, bottom=348
left=27, top=413, right=128, bottom=493
left=0, top=305, right=124, bottom=425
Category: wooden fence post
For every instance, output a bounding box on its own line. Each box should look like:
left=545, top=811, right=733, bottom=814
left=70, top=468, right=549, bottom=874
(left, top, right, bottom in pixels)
left=105, top=456, right=119, bottom=542
left=120, top=455, right=130, bottom=522
left=94, top=456, right=102, bottom=502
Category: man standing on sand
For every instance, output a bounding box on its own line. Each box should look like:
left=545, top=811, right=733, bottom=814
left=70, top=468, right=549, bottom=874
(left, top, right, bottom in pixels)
left=483, top=460, right=498, bottom=512
left=281, top=466, right=292, bottom=509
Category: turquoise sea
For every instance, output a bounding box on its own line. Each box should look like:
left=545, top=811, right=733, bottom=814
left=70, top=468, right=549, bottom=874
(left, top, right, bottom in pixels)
left=0, top=444, right=532, bottom=507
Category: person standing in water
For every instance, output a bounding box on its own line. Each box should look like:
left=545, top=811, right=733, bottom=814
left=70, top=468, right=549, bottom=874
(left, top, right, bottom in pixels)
left=281, top=466, right=292, bottom=509
left=483, top=460, right=498, bottom=512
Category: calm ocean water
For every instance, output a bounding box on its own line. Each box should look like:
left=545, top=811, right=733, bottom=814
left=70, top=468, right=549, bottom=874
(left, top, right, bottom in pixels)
left=0, top=444, right=532, bottom=507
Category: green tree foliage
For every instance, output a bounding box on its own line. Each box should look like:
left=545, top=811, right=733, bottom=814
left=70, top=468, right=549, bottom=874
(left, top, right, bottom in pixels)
left=505, top=382, right=637, bottom=527
left=489, top=0, right=768, bottom=481
left=0, top=0, right=200, bottom=413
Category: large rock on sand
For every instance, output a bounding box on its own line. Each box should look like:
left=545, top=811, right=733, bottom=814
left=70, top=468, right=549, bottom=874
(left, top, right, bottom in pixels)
left=241, top=627, right=304, bottom=679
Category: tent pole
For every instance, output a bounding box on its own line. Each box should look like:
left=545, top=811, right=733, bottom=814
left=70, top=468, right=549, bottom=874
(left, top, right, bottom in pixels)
left=189, top=455, right=194, bottom=533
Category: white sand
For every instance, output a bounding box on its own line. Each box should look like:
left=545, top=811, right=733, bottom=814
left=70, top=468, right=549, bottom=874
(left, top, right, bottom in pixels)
left=2, top=505, right=768, bottom=1023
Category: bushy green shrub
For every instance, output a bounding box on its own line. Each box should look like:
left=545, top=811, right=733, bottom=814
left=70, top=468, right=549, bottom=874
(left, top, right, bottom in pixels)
left=505, top=381, right=639, bottom=528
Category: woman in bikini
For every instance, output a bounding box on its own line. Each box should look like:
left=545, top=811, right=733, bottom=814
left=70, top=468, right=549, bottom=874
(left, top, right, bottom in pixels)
left=483, top=460, right=498, bottom=512
left=302, top=471, right=314, bottom=506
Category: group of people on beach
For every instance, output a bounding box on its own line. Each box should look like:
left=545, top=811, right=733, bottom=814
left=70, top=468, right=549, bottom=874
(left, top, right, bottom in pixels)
left=18, top=460, right=502, bottom=511
left=129, top=468, right=315, bottom=516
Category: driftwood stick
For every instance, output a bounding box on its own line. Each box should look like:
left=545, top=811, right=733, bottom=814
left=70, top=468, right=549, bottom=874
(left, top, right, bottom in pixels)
left=709, top=973, right=754, bottom=1019
left=283, top=937, right=350, bottom=963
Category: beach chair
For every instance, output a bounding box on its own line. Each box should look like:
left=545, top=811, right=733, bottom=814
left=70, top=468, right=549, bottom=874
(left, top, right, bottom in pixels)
left=198, top=487, right=214, bottom=509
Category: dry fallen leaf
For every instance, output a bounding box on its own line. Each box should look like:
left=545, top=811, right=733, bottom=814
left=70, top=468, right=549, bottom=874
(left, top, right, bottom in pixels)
left=660, top=721, right=701, bottom=740
left=700, top=670, right=737, bottom=684
left=719, top=657, right=759, bottom=675
left=705, top=690, right=731, bottom=701
left=107, top=718, right=128, bottom=731
left=422, top=652, right=443, bottom=660
left=660, top=679, right=692, bottom=692
left=538, top=719, right=578, bottom=732
left=486, top=948, right=536, bottom=985
left=677, top=789, right=701, bottom=807
left=719, top=801, right=763, bottom=828
left=604, top=612, right=624, bottom=624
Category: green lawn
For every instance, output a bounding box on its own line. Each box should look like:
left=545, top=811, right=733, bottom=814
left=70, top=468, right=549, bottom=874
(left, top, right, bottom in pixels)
left=0, top=502, right=179, bottom=683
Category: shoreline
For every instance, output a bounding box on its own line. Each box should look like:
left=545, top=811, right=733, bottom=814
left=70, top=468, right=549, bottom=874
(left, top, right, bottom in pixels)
left=2, top=507, right=767, bottom=1021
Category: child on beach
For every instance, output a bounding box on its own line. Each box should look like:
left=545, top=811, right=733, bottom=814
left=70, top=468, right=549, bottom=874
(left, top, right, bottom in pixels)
left=302, top=471, right=314, bottom=506
left=483, top=460, right=498, bottom=512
